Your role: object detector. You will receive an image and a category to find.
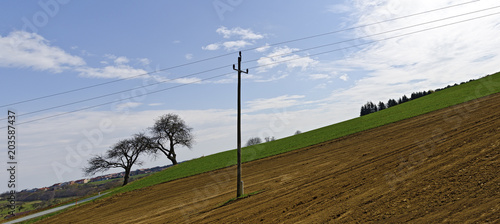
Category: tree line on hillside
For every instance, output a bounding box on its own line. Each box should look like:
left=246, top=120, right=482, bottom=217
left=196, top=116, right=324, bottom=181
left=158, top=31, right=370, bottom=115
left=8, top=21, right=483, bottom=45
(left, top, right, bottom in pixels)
left=245, top=136, right=275, bottom=147
left=360, top=90, right=432, bottom=116
left=83, top=113, right=194, bottom=186
left=359, top=78, right=479, bottom=117
left=245, top=130, right=302, bottom=147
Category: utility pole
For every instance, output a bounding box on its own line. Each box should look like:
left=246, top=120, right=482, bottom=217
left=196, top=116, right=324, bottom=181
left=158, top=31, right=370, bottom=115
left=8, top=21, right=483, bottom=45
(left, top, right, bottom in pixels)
left=233, top=51, right=248, bottom=198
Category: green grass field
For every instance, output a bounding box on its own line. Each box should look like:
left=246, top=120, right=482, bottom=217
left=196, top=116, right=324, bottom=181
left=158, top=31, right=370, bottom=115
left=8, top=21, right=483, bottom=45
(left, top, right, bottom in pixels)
left=109, top=72, right=500, bottom=196
left=0, top=200, right=42, bottom=216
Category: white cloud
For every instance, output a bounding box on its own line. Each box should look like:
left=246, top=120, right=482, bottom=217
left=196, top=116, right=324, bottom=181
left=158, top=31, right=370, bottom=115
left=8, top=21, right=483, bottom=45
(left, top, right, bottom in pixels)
left=148, top=103, right=163, bottom=106
left=314, top=83, right=327, bottom=89
left=212, top=78, right=234, bottom=84
left=203, top=26, right=266, bottom=51
left=174, top=77, right=202, bottom=84
left=77, top=64, right=148, bottom=79
left=327, top=4, right=352, bottom=13
left=115, top=102, right=142, bottom=111
left=104, top=54, right=117, bottom=60
left=203, top=41, right=253, bottom=51
left=0, top=31, right=85, bottom=72
left=257, top=46, right=318, bottom=73
left=339, top=74, right=349, bottom=81
left=244, top=95, right=305, bottom=113
left=255, top=43, right=270, bottom=52
left=255, top=74, right=289, bottom=83
left=79, top=49, right=93, bottom=57
left=309, top=74, right=331, bottom=80
left=222, top=40, right=252, bottom=51
left=144, top=74, right=204, bottom=85
left=210, top=72, right=288, bottom=84
left=138, top=58, right=151, bottom=66
left=114, top=56, right=129, bottom=65
left=216, top=26, right=264, bottom=40
left=0, top=31, right=158, bottom=82
left=185, top=53, right=193, bottom=60
left=202, top=43, right=220, bottom=51
left=312, top=0, right=500, bottom=104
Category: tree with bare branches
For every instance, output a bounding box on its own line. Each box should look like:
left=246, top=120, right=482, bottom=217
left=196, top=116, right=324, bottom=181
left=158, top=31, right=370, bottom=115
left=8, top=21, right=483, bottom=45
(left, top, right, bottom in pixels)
left=83, top=133, right=151, bottom=186
left=149, top=113, right=194, bottom=165
left=246, top=137, right=262, bottom=146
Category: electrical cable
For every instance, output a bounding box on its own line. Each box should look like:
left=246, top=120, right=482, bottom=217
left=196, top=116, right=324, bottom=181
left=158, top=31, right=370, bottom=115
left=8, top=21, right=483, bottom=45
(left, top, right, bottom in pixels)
left=2, top=64, right=230, bottom=119
left=1, top=9, right=498, bottom=129
left=4, top=5, right=498, bottom=122
left=245, top=5, right=500, bottom=64
left=0, top=0, right=480, bottom=108
left=6, top=72, right=232, bottom=128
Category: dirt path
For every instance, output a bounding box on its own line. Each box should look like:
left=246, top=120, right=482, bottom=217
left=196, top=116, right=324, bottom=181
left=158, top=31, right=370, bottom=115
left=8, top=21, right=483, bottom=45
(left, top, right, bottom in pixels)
left=39, top=93, right=500, bottom=223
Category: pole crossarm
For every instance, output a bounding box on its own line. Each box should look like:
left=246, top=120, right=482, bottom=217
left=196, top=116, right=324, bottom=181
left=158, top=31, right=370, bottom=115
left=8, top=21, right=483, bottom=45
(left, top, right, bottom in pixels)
left=233, top=52, right=249, bottom=74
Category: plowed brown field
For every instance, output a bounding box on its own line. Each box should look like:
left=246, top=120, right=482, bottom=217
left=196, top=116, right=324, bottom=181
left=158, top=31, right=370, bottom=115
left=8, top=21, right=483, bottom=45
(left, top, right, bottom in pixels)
left=39, top=93, right=500, bottom=223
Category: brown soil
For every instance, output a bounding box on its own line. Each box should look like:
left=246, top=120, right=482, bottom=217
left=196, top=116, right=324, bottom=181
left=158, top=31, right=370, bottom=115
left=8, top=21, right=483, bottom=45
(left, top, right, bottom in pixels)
left=38, top=93, right=500, bottom=223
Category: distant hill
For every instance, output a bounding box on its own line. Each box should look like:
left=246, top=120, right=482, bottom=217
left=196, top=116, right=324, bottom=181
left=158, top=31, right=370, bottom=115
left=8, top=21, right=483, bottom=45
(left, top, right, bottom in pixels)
left=0, top=165, right=170, bottom=218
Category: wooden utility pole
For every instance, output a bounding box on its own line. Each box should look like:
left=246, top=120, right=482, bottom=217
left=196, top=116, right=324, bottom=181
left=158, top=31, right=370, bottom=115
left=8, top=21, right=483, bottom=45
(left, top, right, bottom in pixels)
left=233, top=51, right=248, bottom=198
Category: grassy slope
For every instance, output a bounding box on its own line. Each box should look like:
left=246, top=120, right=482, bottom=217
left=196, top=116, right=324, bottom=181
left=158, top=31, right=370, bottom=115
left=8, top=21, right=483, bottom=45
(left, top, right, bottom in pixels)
left=112, top=72, right=500, bottom=195
left=0, top=200, right=42, bottom=216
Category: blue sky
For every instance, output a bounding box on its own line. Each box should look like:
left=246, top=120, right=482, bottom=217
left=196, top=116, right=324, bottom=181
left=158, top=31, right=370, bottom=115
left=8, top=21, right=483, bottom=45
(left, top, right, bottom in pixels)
left=1, top=0, right=499, bottom=191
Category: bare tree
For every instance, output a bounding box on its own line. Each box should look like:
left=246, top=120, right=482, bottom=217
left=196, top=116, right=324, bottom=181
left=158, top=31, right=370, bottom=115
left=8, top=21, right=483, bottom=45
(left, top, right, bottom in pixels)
left=83, top=133, right=151, bottom=186
left=264, top=136, right=275, bottom=142
left=149, top=113, right=194, bottom=165
left=294, top=130, right=302, bottom=135
left=246, top=137, right=262, bottom=146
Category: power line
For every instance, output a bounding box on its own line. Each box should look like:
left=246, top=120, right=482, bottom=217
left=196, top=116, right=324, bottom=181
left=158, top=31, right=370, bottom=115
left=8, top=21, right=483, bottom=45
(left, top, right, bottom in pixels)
left=0, top=0, right=480, bottom=108
left=245, top=5, right=500, bottom=64
left=0, top=56, right=233, bottom=109
left=0, top=64, right=230, bottom=120
left=247, top=11, right=500, bottom=71
left=4, top=4, right=498, bottom=122
left=0, top=60, right=216, bottom=109
left=244, top=0, right=480, bottom=50
left=4, top=72, right=232, bottom=128
left=1, top=10, right=498, bottom=129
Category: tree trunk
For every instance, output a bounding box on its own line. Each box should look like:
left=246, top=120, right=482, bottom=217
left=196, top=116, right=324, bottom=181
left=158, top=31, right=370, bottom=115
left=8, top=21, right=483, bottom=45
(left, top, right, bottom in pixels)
left=158, top=148, right=178, bottom=165
left=170, top=139, right=177, bottom=165
left=122, top=168, right=131, bottom=186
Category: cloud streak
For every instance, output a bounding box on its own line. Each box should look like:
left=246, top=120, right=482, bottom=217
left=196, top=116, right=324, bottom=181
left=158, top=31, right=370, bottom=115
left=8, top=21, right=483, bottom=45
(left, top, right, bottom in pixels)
left=256, top=46, right=318, bottom=73
left=0, top=31, right=85, bottom=72
left=244, top=95, right=305, bottom=113
left=216, top=26, right=264, bottom=40
left=316, top=0, right=500, bottom=105
left=0, top=31, right=160, bottom=81
left=203, top=26, right=265, bottom=51
left=77, top=64, right=148, bottom=79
